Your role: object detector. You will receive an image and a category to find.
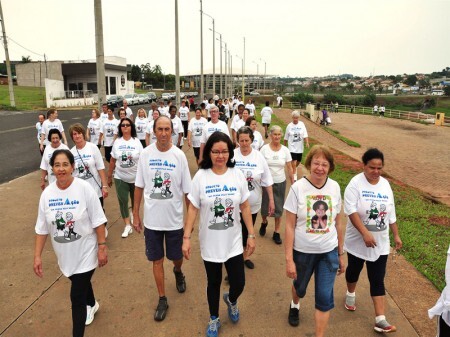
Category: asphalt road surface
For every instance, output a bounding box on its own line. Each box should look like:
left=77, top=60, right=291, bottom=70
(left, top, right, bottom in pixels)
left=0, top=104, right=151, bottom=184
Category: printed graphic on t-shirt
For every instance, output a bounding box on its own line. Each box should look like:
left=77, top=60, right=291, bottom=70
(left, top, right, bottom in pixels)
left=292, top=131, right=302, bottom=143
left=364, top=201, right=387, bottom=231
left=306, top=195, right=333, bottom=234
left=209, top=197, right=235, bottom=229
left=244, top=171, right=255, bottom=191
left=90, top=127, right=95, bottom=135
left=150, top=170, right=173, bottom=199
left=106, top=127, right=114, bottom=137
left=136, top=124, right=144, bottom=133
left=76, top=161, right=93, bottom=180
left=52, top=209, right=82, bottom=243
left=194, top=126, right=202, bottom=136
left=120, top=151, right=135, bottom=168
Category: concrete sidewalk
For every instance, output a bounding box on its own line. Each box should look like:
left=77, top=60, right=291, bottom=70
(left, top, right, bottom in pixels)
left=1, top=151, right=420, bottom=337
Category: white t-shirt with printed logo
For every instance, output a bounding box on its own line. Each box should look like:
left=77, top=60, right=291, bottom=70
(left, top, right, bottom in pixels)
left=101, top=118, right=119, bottom=147
left=245, top=103, right=256, bottom=116
left=252, top=130, right=264, bottom=150
left=35, top=178, right=107, bottom=277
left=200, top=120, right=230, bottom=144
left=71, top=142, right=105, bottom=198
left=87, top=118, right=102, bottom=145
left=41, top=119, right=65, bottom=146
left=188, top=117, right=207, bottom=148
left=284, top=121, right=309, bottom=153
left=135, top=117, right=149, bottom=140
left=188, top=168, right=250, bottom=263
left=36, top=122, right=43, bottom=143
left=135, top=144, right=192, bottom=231
left=171, top=116, right=184, bottom=146
left=260, top=144, right=292, bottom=183
left=145, top=120, right=157, bottom=145
left=344, top=173, right=397, bottom=262
left=232, top=118, right=245, bottom=133
left=111, top=137, right=143, bottom=183
left=179, top=106, right=190, bottom=121
left=284, top=177, right=341, bottom=254
left=40, top=143, right=69, bottom=184
left=234, top=148, right=273, bottom=214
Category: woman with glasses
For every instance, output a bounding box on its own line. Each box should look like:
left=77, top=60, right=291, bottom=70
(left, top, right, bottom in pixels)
left=107, top=118, right=143, bottom=238
left=234, top=126, right=274, bottom=269
left=183, top=132, right=255, bottom=337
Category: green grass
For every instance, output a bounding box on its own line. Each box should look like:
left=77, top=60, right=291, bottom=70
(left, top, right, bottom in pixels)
left=0, top=85, right=46, bottom=110
left=323, top=127, right=361, bottom=147
left=255, top=104, right=448, bottom=291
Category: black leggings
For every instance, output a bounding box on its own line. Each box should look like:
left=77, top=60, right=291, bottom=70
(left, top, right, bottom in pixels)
left=68, top=268, right=96, bottom=337
left=240, top=213, right=257, bottom=247
left=438, top=315, right=450, bottom=337
left=182, top=120, right=188, bottom=137
left=104, top=146, right=112, bottom=163
left=345, top=253, right=388, bottom=297
left=203, top=254, right=245, bottom=317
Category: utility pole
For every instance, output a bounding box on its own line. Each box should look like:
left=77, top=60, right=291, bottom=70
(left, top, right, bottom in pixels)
left=200, top=0, right=203, bottom=99
left=94, top=0, right=106, bottom=110
left=175, top=0, right=180, bottom=107
left=260, top=58, right=266, bottom=94
left=0, top=0, right=15, bottom=107
left=242, top=37, right=245, bottom=102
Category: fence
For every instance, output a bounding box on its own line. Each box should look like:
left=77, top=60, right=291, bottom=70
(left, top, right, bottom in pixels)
left=274, top=102, right=450, bottom=125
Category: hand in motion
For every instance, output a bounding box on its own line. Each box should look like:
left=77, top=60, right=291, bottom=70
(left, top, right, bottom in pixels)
left=245, top=238, right=256, bottom=257
left=363, top=232, right=377, bottom=248
left=132, top=213, right=143, bottom=233
left=182, top=240, right=191, bottom=260
left=98, top=246, right=108, bottom=268
left=34, top=256, right=44, bottom=278
left=286, top=260, right=297, bottom=280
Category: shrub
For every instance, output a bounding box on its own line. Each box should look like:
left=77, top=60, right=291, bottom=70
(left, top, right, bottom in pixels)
left=292, top=92, right=314, bottom=105
left=362, top=93, right=376, bottom=106
left=323, top=93, right=346, bottom=105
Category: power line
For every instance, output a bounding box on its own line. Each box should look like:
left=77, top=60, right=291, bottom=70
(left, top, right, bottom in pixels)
left=6, top=36, right=45, bottom=57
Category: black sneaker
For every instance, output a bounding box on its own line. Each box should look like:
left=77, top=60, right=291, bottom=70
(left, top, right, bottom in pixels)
left=273, top=232, right=282, bottom=245
left=244, top=259, right=255, bottom=269
left=173, top=267, right=186, bottom=293
left=259, top=222, right=268, bottom=236
left=154, top=297, right=169, bottom=321
left=288, top=306, right=299, bottom=327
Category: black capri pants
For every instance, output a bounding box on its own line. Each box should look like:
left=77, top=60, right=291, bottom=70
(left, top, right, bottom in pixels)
left=345, top=253, right=388, bottom=297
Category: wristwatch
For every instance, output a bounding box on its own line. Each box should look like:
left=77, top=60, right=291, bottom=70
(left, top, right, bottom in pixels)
left=248, top=234, right=256, bottom=239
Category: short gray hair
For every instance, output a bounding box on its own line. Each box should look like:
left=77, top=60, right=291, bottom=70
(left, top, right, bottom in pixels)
left=291, top=110, right=300, bottom=118
left=269, top=125, right=283, bottom=136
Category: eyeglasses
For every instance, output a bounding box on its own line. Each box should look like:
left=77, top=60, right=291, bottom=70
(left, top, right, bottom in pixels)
left=211, top=150, right=229, bottom=156
left=121, top=124, right=131, bottom=127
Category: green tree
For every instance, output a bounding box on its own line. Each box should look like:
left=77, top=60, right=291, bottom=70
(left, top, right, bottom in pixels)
left=404, top=74, right=417, bottom=86
left=21, top=56, right=31, bottom=63
left=444, top=86, right=450, bottom=96
left=292, top=92, right=314, bottom=105
left=130, top=65, right=141, bottom=82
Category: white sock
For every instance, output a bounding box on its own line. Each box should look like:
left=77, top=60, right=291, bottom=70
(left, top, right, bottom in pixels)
left=346, top=291, right=355, bottom=297
left=375, top=315, right=386, bottom=323
left=291, top=300, right=300, bottom=309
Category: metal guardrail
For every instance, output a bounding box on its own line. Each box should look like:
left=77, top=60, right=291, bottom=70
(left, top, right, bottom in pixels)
left=275, top=102, right=450, bottom=124
left=51, top=90, right=94, bottom=100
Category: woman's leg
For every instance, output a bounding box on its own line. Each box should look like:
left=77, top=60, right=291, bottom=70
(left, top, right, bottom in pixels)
left=224, top=254, right=245, bottom=303
left=203, top=260, right=223, bottom=318
left=114, top=178, right=131, bottom=224
left=366, top=255, right=388, bottom=316
left=69, top=269, right=95, bottom=337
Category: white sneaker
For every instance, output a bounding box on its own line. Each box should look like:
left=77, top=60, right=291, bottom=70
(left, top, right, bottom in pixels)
left=121, top=225, right=133, bottom=238
left=104, top=227, right=108, bottom=239
left=85, top=301, right=99, bottom=325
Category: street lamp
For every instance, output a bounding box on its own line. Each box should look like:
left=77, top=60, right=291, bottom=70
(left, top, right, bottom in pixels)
left=235, top=54, right=244, bottom=100
left=200, top=0, right=203, bottom=99
left=175, top=0, right=180, bottom=106
left=252, top=60, right=259, bottom=91
left=260, top=58, right=267, bottom=94
left=203, top=11, right=215, bottom=96
left=210, top=30, right=227, bottom=98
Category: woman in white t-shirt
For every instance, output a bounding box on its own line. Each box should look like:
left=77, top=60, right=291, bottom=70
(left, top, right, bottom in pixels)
left=187, top=107, right=207, bottom=165
left=34, top=149, right=107, bottom=336
left=40, top=129, right=69, bottom=189
left=245, top=99, right=256, bottom=116
left=284, top=145, right=345, bottom=334
left=284, top=111, right=310, bottom=181
left=179, top=100, right=190, bottom=138
left=135, top=108, right=149, bottom=148
left=107, top=118, right=143, bottom=238
left=245, top=116, right=264, bottom=150
left=343, top=148, right=402, bottom=334
left=235, top=126, right=274, bottom=270
left=260, top=101, right=273, bottom=139
left=145, top=110, right=160, bottom=146
left=86, top=109, right=102, bottom=148
left=183, top=132, right=255, bottom=337
left=259, top=125, right=294, bottom=245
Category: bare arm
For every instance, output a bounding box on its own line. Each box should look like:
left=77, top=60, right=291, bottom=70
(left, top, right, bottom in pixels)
left=239, top=200, right=256, bottom=256
left=40, top=169, right=47, bottom=190
left=264, top=185, right=275, bottom=216
left=61, top=131, right=68, bottom=145
left=98, top=169, right=108, bottom=199
left=284, top=210, right=297, bottom=279
left=85, top=128, right=90, bottom=142
left=285, top=162, right=294, bottom=185
left=107, top=158, right=116, bottom=188
left=132, top=187, right=144, bottom=233
left=389, top=222, right=402, bottom=250
left=199, top=143, right=205, bottom=164
left=95, top=225, right=108, bottom=267
left=335, top=212, right=346, bottom=275
left=33, top=234, right=48, bottom=278
left=182, top=203, right=199, bottom=260
left=348, top=213, right=377, bottom=248
left=304, top=137, right=310, bottom=148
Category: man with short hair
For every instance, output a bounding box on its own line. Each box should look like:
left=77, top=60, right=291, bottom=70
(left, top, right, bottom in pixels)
left=198, top=105, right=230, bottom=163
left=231, top=104, right=245, bottom=146
left=133, top=116, right=191, bottom=322
left=100, top=103, right=109, bottom=123
left=123, top=99, right=134, bottom=121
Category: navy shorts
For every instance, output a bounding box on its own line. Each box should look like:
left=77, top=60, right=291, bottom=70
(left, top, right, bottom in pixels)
left=290, top=152, right=303, bottom=162
left=293, top=247, right=339, bottom=312
left=193, top=147, right=200, bottom=160
left=144, top=227, right=183, bottom=261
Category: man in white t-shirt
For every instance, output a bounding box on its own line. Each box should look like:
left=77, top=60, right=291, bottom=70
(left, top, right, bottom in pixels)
left=169, top=105, right=183, bottom=148
left=133, top=115, right=192, bottom=322
left=36, top=113, right=45, bottom=156
left=231, top=104, right=245, bottom=146
left=276, top=95, right=283, bottom=108
left=100, top=103, right=109, bottom=123
left=40, top=109, right=68, bottom=152
left=123, top=100, right=134, bottom=121
left=245, top=98, right=256, bottom=116
left=199, top=105, right=230, bottom=163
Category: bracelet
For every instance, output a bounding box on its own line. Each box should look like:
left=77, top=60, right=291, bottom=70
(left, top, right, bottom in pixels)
left=338, top=251, right=345, bottom=256
left=248, top=234, right=256, bottom=239
left=98, top=242, right=107, bottom=246
left=183, top=236, right=191, bottom=240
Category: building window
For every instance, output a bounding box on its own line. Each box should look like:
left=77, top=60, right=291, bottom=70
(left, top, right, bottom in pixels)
left=105, top=76, right=109, bottom=94
left=87, top=82, right=98, bottom=94
left=110, top=77, right=117, bottom=95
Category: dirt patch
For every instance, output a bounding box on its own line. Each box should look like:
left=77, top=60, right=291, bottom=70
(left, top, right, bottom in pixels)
left=390, top=123, right=422, bottom=131
left=429, top=216, right=450, bottom=227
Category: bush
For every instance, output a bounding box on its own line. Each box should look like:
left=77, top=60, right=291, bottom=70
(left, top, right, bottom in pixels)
left=362, top=93, right=376, bottom=106
left=323, top=93, right=346, bottom=105
left=292, top=92, right=314, bottom=105
left=444, top=86, right=450, bottom=96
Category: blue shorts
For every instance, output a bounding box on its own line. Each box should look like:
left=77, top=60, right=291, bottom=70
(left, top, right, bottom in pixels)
left=144, top=227, right=183, bottom=261
left=293, top=247, right=339, bottom=312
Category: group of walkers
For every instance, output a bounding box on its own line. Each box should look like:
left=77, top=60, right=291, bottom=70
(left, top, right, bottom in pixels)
left=32, top=98, right=447, bottom=337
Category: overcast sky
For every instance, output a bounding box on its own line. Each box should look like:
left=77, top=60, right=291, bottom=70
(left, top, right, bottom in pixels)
left=1, top=0, right=449, bottom=77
